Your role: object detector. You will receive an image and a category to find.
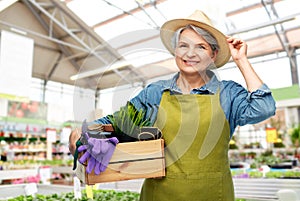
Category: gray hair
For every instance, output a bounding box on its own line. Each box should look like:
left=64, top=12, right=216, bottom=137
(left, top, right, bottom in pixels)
left=171, top=24, right=219, bottom=52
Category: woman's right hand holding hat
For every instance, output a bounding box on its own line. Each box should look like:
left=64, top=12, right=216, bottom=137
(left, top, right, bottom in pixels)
left=226, top=36, right=248, bottom=62
left=226, top=35, right=263, bottom=92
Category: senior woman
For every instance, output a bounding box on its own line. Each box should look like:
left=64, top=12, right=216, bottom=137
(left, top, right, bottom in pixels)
left=69, top=10, right=276, bottom=201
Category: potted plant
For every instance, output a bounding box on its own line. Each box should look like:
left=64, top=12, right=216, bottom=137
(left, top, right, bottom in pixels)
left=290, top=125, right=300, bottom=158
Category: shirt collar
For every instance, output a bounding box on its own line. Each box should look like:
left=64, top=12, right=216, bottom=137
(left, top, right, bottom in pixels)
left=163, top=71, right=220, bottom=94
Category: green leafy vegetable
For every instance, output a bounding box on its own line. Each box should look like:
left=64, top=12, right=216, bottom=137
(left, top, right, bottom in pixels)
left=291, top=125, right=300, bottom=145
left=108, top=102, right=151, bottom=139
left=1, top=189, right=140, bottom=201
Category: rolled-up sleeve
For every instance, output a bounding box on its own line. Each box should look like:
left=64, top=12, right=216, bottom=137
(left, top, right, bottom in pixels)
left=222, top=81, right=276, bottom=135
left=130, top=84, right=163, bottom=124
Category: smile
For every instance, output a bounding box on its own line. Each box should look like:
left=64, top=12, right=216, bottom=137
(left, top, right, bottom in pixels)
left=183, top=59, right=200, bottom=66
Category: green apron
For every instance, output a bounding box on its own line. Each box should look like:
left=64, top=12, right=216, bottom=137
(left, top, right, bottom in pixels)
left=140, top=91, right=234, bottom=201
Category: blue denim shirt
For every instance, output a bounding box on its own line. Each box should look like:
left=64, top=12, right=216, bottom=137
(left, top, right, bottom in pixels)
left=95, top=72, right=276, bottom=137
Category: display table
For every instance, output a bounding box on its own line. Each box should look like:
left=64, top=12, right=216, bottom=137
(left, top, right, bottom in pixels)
left=233, top=178, right=300, bottom=200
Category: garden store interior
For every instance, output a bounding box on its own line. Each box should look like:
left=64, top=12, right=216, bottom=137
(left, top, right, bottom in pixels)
left=0, top=0, right=300, bottom=200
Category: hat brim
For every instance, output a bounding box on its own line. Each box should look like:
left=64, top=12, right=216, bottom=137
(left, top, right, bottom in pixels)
left=160, top=19, right=231, bottom=68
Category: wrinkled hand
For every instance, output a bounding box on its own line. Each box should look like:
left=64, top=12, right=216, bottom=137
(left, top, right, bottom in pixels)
left=69, top=127, right=81, bottom=156
left=226, top=36, right=248, bottom=61
left=78, top=125, right=119, bottom=175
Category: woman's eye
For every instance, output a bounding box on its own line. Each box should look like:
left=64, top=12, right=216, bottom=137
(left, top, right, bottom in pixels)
left=197, top=45, right=206, bottom=49
left=178, top=44, right=188, bottom=48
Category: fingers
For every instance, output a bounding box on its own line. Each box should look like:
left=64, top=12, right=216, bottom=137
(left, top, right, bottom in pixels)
left=109, top=137, right=119, bottom=145
left=102, top=137, right=119, bottom=153
left=94, top=161, right=101, bottom=175
left=86, top=157, right=96, bottom=174
left=68, top=142, right=77, bottom=156
left=68, top=129, right=81, bottom=155
left=78, top=151, right=90, bottom=164
left=226, top=36, right=245, bottom=48
left=101, top=140, right=109, bottom=154
left=90, top=138, right=101, bottom=154
left=99, top=162, right=107, bottom=173
left=77, top=145, right=88, bottom=152
left=100, top=146, right=117, bottom=172
left=89, top=138, right=109, bottom=155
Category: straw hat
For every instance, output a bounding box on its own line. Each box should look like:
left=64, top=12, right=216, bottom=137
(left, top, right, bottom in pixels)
left=160, top=10, right=231, bottom=68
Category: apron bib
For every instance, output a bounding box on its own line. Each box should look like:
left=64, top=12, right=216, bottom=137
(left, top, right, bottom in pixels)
left=140, top=91, right=234, bottom=201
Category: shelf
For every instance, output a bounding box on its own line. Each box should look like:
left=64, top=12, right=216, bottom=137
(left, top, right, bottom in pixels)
left=229, top=147, right=300, bottom=154
left=0, top=130, right=45, bottom=135
left=52, top=166, right=72, bottom=174
left=13, top=149, right=47, bottom=153
left=0, top=166, right=73, bottom=184
left=0, top=121, right=71, bottom=162
left=0, top=136, right=46, bottom=142
left=0, top=168, right=38, bottom=180
left=0, top=116, right=47, bottom=125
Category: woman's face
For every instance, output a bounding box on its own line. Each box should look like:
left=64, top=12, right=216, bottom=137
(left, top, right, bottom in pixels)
left=174, top=28, right=217, bottom=75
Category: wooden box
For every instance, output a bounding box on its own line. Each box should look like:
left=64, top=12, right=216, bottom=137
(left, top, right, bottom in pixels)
left=75, top=139, right=165, bottom=185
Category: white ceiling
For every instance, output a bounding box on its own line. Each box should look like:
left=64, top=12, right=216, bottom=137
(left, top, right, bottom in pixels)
left=0, top=0, right=299, bottom=90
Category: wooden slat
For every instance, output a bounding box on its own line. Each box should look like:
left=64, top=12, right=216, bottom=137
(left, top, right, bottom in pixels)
left=76, top=139, right=165, bottom=184
left=85, top=159, right=165, bottom=185
left=110, top=139, right=164, bottom=162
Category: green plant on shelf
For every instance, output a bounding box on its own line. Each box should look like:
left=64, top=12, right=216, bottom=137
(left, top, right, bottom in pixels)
left=231, top=168, right=300, bottom=179
left=263, top=170, right=300, bottom=179
left=248, top=171, right=263, bottom=178
left=253, top=150, right=281, bottom=166
left=290, top=125, right=300, bottom=155
left=291, top=125, right=300, bottom=145
left=273, top=141, right=285, bottom=148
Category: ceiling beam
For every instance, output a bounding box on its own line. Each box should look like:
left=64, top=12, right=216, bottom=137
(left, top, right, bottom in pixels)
left=135, top=0, right=160, bottom=29
left=92, top=0, right=166, bottom=29
left=226, top=0, right=282, bottom=17
left=261, top=0, right=298, bottom=85
left=226, top=12, right=300, bottom=35
left=53, top=0, right=147, bottom=86
left=22, top=0, right=82, bottom=79
left=25, top=0, right=146, bottom=88
left=0, top=19, right=88, bottom=52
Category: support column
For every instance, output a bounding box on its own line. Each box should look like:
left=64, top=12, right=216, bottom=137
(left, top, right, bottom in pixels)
left=290, top=49, right=299, bottom=85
